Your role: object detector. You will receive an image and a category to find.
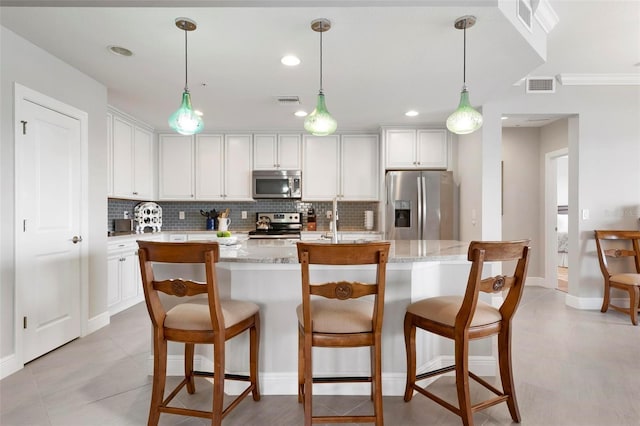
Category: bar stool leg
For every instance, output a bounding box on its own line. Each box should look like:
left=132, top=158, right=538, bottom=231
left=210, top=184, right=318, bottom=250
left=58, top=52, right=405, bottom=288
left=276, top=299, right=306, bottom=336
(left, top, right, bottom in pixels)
left=403, top=314, right=416, bottom=402
left=498, top=327, right=521, bottom=422
left=185, top=343, right=196, bottom=394
left=454, top=336, right=473, bottom=426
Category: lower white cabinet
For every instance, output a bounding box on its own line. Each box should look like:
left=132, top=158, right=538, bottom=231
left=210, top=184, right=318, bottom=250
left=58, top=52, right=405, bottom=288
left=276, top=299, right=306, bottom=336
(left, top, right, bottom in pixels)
left=107, top=235, right=161, bottom=315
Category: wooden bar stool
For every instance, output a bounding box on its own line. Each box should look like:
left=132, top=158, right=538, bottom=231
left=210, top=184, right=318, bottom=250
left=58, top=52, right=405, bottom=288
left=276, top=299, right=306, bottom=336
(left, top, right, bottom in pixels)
left=137, top=241, right=260, bottom=426
left=594, top=230, right=640, bottom=325
left=296, top=241, right=390, bottom=426
left=404, top=240, right=530, bottom=426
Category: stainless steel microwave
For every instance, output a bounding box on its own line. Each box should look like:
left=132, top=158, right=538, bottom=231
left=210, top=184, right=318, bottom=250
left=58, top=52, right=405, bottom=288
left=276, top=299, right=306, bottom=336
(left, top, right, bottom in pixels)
left=252, top=170, right=302, bottom=199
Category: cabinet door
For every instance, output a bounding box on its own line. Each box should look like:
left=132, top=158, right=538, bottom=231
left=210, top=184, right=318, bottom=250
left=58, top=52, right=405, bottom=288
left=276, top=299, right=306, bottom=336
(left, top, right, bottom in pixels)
left=341, top=135, right=379, bottom=201
left=416, top=129, right=448, bottom=169
left=253, top=134, right=278, bottom=170
left=120, top=251, right=137, bottom=301
left=195, top=134, right=224, bottom=200
left=158, top=134, right=194, bottom=200
left=277, top=134, right=302, bottom=169
left=107, top=254, right=121, bottom=307
left=224, top=134, right=253, bottom=200
left=133, top=127, right=153, bottom=199
left=112, top=116, right=134, bottom=196
left=303, top=135, right=339, bottom=200
left=106, top=113, right=113, bottom=196
left=385, top=129, right=417, bottom=169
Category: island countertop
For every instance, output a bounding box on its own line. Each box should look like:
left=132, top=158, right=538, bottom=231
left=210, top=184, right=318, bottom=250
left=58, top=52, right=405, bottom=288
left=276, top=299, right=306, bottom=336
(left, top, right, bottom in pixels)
left=186, top=238, right=469, bottom=264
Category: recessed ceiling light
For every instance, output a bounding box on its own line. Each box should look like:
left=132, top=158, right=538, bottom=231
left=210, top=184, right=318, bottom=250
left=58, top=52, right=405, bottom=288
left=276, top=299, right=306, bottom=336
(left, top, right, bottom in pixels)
left=294, top=110, right=308, bottom=117
left=108, top=45, right=133, bottom=57
left=281, top=55, right=301, bottom=66
left=501, top=116, right=509, bottom=120
left=194, top=110, right=203, bottom=116
left=405, top=110, right=419, bottom=117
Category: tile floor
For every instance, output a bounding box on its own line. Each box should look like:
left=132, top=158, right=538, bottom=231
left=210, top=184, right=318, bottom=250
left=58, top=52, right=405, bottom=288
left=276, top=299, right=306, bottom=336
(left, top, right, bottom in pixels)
left=1, top=286, right=639, bottom=426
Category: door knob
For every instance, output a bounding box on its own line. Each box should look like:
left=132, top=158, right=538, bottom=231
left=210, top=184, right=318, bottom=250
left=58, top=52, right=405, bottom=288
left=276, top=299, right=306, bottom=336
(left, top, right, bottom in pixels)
left=71, top=235, right=83, bottom=244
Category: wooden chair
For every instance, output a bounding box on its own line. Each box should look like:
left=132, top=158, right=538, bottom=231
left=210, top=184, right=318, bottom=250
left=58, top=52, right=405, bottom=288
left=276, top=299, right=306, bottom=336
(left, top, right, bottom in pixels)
left=404, top=240, right=530, bottom=426
left=296, top=241, right=391, bottom=426
left=594, top=230, right=640, bottom=325
left=137, top=241, right=260, bottom=426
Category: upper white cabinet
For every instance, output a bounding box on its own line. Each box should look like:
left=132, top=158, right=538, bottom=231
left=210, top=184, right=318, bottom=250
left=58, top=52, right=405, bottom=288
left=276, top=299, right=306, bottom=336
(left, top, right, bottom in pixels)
left=222, top=134, right=253, bottom=200
left=340, top=134, right=379, bottom=200
left=109, top=112, right=154, bottom=200
left=106, top=113, right=113, bottom=196
left=302, top=134, right=379, bottom=201
left=158, top=133, right=253, bottom=201
left=158, top=134, right=194, bottom=200
left=253, top=133, right=301, bottom=170
left=303, top=135, right=340, bottom=200
left=384, top=128, right=448, bottom=169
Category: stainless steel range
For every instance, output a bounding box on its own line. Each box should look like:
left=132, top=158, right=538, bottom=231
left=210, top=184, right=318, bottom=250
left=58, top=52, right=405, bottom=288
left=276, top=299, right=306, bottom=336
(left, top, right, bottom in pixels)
left=248, top=212, right=302, bottom=239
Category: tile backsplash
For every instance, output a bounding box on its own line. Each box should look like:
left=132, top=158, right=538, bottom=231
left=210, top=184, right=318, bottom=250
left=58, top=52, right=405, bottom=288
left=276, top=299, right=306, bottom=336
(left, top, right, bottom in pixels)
left=108, top=198, right=378, bottom=232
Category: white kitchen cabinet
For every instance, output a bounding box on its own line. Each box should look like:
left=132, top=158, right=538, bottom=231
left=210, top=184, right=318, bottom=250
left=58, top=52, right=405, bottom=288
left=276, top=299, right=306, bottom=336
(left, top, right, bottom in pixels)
left=302, top=134, right=379, bottom=201
left=158, top=133, right=252, bottom=201
left=384, top=128, right=448, bottom=169
left=107, top=235, right=162, bottom=316
left=340, top=134, right=379, bottom=200
left=302, top=135, right=339, bottom=200
left=195, top=134, right=223, bottom=199
left=253, top=133, right=301, bottom=170
left=110, top=114, right=153, bottom=200
left=223, top=134, right=253, bottom=200
left=106, top=112, right=113, bottom=196
left=107, top=241, right=141, bottom=315
left=158, top=134, right=195, bottom=200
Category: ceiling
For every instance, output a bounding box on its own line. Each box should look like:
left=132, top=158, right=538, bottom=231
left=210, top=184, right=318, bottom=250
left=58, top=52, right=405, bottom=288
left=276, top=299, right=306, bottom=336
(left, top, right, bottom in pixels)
left=1, top=1, right=638, bottom=132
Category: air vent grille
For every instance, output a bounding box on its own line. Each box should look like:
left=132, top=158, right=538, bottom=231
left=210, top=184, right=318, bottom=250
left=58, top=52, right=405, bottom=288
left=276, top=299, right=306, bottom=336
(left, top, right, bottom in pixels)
left=275, top=96, right=300, bottom=105
left=526, top=77, right=555, bottom=93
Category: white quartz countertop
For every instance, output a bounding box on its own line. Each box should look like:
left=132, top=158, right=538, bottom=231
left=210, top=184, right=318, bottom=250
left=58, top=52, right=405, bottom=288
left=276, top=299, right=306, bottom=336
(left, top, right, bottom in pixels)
left=203, top=238, right=468, bottom=264
left=110, top=232, right=469, bottom=263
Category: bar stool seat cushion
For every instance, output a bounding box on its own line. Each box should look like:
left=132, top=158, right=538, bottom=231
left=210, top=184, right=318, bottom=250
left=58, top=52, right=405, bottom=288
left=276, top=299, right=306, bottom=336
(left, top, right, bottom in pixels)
left=610, top=273, right=640, bottom=286
left=296, top=299, right=373, bottom=333
left=165, top=298, right=260, bottom=331
left=407, top=295, right=501, bottom=327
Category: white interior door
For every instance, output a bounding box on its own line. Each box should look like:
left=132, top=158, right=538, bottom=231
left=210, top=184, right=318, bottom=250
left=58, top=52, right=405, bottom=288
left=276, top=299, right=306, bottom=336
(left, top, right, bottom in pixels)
left=17, top=95, right=82, bottom=362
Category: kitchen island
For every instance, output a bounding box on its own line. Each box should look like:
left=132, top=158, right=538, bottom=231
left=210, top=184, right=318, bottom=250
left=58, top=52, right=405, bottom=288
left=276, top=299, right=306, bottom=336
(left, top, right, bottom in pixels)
left=147, top=237, right=499, bottom=396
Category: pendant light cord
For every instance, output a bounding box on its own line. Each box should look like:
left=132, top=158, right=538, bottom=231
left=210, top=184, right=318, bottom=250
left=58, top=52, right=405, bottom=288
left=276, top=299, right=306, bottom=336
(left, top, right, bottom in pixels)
left=184, top=28, right=189, bottom=92
left=319, top=22, right=324, bottom=94
left=462, top=22, right=467, bottom=87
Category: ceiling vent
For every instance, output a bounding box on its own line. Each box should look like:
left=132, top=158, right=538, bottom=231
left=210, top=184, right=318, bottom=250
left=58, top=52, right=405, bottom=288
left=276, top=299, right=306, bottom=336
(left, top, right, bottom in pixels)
left=517, top=0, right=533, bottom=31
left=526, top=77, right=555, bottom=93
left=275, top=96, right=300, bottom=105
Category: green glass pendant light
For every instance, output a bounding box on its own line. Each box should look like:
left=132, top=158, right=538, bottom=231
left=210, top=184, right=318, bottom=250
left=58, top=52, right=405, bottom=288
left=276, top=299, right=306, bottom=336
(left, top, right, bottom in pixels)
left=446, top=15, right=483, bottom=135
left=168, top=17, right=203, bottom=136
left=304, top=18, right=337, bottom=136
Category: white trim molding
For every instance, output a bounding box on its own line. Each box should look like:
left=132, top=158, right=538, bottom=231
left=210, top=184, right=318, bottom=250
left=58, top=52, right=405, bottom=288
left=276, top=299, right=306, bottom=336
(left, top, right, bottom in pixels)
left=557, top=74, right=640, bottom=86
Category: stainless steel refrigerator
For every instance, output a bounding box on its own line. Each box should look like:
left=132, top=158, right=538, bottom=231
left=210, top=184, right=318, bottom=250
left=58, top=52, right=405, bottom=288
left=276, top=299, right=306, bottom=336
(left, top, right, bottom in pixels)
left=385, top=170, right=458, bottom=240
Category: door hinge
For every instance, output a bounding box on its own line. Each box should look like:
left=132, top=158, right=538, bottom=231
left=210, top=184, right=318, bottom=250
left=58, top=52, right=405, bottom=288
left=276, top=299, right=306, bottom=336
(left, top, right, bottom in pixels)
left=23, top=316, right=27, bottom=329
left=20, top=120, right=27, bottom=135
left=23, top=219, right=27, bottom=232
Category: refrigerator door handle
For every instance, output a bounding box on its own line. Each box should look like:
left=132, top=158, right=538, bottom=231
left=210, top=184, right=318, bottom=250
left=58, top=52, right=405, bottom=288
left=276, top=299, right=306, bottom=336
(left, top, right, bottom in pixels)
left=416, top=175, right=422, bottom=239
left=421, top=175, right=427, bottom=240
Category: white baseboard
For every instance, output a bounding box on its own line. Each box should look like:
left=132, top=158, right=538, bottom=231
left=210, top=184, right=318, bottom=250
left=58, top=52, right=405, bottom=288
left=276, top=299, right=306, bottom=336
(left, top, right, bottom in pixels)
left=565, top=295, right=629, bottom=310
left=0, top=353, right=22, bottom=380
left=150, top=354, right=497, bottom=396
left=526, top=277, right=549, bottom=288
left=86, top=311, right=110, bottom=335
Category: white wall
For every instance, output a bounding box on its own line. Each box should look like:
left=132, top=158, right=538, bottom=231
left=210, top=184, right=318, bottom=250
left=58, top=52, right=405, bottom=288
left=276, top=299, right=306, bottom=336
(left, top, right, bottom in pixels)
left=1, top=26, right=108, bottom=360
left=483, top=84, right=640, bottom=301
left=502, top=127, right=542, bottom=277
